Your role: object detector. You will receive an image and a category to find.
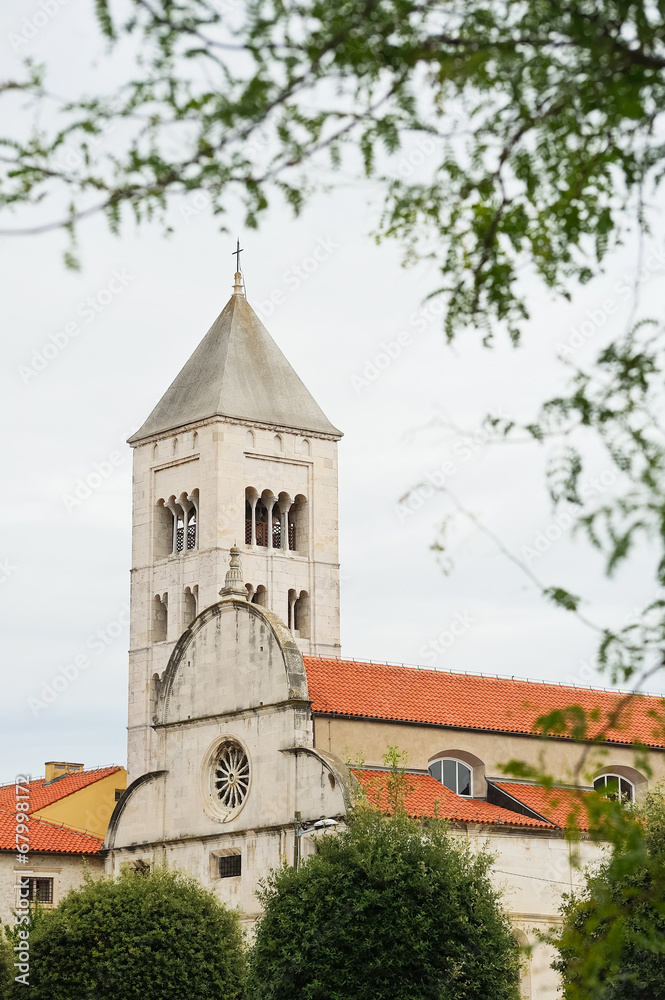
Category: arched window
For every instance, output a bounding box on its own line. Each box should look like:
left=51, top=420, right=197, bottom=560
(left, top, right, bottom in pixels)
left=513, top=930, right=532, bottom=999
left=288, top=590, right=309, bottom=637
left=186, top=508, right=197, bottom=549
left=152, top=594, right=167, bottom=643
left=301, top=438, right=310, bottom=456
left=172, top=437, right=178, bottom=456
left=255, top=499, right=269, bottom=547
left=175, top=509, right=185, bottom=552
left=184, top=586, right=197, bottom=627
left=291, top=494, right=307, bottom=552
left=152, top=443, right=159, bottom=462
left=287, top=589, right=297, bottom=629
left=192, top=430, right=198, bottom=450
left=274, top=434, right=283, bottom=452
left=251, top=585, right=267, bottom=607
left=246, top=429, right=255, bottom=449
left=429, top=757, right=472, bottom=797
left=594, top=773, right=635, bottom=803
left=154, top=499, right=173, bottom=559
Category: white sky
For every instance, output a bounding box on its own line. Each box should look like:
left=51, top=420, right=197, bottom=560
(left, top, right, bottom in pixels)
left=1, top=1, right=664, bottom=784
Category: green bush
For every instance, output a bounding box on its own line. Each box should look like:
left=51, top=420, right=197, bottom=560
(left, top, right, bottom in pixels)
left=554, top=791, right=665, bottom=999
left=17, top=866, right=246, bottom=1000
left=0, top=933, right=13, bottom=1000
left=248, top=808, right=521, bottom=1000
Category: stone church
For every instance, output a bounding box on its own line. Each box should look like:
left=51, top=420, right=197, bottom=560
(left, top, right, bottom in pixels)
left=104, top=268, right=665, bottom=999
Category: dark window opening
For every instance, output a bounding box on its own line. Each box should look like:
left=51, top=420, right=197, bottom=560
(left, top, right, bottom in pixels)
left=255, top=501, right=269, bottom=547
left=27, top=878, right=53, bottom=904
left=175, top=513, right=185, bottom=552
left=114, top=789, right=123, bottom=802
left=219, top=854, right=241, bottom=878
left=187, top=510, right=197, bottom=549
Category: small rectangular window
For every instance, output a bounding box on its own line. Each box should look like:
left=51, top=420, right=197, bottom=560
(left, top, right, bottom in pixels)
left=115, top=789, right=123, bottom=802
left=27, top=877, right=53, bottom=904
left=219, top=854, right=241, bottom=878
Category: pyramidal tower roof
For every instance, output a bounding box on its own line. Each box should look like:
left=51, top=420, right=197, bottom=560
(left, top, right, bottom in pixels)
left=128, top=270, right=341, bottom=444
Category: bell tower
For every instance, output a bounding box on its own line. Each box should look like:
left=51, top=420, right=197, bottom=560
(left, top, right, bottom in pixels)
left=126, top=267, right=342, bottom=781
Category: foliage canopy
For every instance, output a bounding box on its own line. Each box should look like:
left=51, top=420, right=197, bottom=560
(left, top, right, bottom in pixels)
left=4, top=3, right=665, bottom=690
left=5, top=866, right=246, bottom=1000
left=248, top=805, right=522, bottom=1000
left=2, top=0, right=664, bottom=338
left=554, top=790, right=665, bottom=999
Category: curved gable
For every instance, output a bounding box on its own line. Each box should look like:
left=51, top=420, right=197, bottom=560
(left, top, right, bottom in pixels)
left=156, top=598, right=308, bottom=726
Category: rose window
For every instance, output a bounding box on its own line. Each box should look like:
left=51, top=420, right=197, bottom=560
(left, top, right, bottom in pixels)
left=213, top=741, right=250, bottom=810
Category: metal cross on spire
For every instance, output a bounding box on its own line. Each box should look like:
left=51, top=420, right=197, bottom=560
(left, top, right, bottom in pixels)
left=232, top=238, right=243, bottom=271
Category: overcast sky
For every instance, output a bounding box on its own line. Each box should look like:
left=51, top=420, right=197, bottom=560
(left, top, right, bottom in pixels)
left=2, top=1, right=664, bottom=784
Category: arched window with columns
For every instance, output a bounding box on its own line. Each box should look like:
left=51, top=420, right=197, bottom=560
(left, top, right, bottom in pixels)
left=245, top=487, right=301, bottom=551
left=160, top=491, right=199, bottom=555
left=288, top=589, right=310, bottom=637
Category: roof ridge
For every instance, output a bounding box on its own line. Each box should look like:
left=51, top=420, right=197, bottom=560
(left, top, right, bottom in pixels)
left=0, top=765, right=122, bottom=793
left=303, top=655, right=660, bottom=699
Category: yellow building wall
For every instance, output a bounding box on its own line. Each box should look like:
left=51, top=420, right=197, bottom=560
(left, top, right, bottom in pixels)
left=32, top=769, right=127, bottom=838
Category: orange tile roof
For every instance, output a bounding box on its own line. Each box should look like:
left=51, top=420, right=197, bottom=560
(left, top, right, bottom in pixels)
left=0, top=767, right=122, bottom=814
left=352, top=770, right=555, bottom=828
left=493, top=782, right=593, bottom=831
left=305, top=658, right=665, bottom=748
left=0, top=808, right=104, bottom=855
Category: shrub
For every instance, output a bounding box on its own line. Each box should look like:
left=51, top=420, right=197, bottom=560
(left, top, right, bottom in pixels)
left=248, top=807, right=521, bottom=1000
left=17, top=866, right=246, bottom=1000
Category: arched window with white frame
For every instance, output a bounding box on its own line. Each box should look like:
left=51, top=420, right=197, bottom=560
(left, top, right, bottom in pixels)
left=428, top=757, right=473, bottom=797
left=593, top=773, right=635, bottom=803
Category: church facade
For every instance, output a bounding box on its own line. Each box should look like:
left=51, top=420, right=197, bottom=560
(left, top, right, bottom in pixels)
left=105, top=269, right=665, bottom=999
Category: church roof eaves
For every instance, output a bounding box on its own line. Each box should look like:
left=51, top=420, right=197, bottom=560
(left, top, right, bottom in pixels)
left=0, top=808, right=104, bottom=855
left=129, top=293, right=342, bottom=444
left=304, top=657, right=665, bottom=749
left=352, top=770, right=556, bottom=829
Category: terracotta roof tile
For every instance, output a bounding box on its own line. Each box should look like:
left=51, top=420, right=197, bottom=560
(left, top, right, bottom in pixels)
left=0, top=807, right=104, bottom=855
left=305, top=658, right=665, bottom=747
left=0, top=767, right=122, bottom=814
left=352, top=770, right=555, bottom=828
left=493, top=782, right=594, bottom=831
